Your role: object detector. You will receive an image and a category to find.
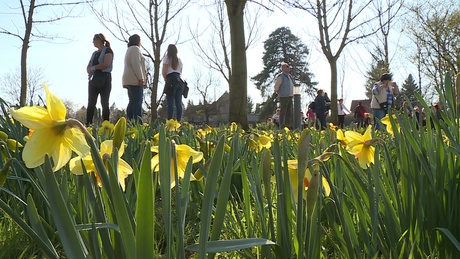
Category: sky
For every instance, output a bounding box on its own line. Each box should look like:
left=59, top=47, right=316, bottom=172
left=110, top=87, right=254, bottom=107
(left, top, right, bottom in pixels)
left=0, top=2, right=414, bottom=113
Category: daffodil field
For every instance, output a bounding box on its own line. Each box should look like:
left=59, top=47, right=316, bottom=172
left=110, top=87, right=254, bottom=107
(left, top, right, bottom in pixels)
left=1, top=74, right=460, bottom=259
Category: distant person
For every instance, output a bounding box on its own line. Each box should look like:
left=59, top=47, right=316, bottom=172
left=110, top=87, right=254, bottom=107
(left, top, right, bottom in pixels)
left=162, top=44, right=184, bottom=121
left=314, top=89, right=327, bottom=130
left=337, top=98, right=350, bottom=128
left=86, top=33, right=114, bottom=126
left=274, top=63, right=294, bottom=129
left=402, top=101, right=412, bottom=117
left=370, top=73, right=399, bottom=130
left=324, top=92, right=331, bottom=115
left=122, top=34, right=147, bottom=123
left=306, top=102, right=316, bottom=127
left=363, top=113, right=371, bottom=128
left=354, top=101, right=366, bottom=128
left=272, top=108, right=280, bottom=129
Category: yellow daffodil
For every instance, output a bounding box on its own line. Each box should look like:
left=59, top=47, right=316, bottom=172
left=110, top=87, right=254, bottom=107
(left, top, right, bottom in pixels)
left=69, top=140, right=133, bottom=191
left=151, top=143, right=203, bottom=188
left=345, top=126, right=375, bottom=169
left=165, top=119, right=181, bottom=131
left=230, top=122, right=238, bottom=132
left=329, top=123, right=336, bottom=131
left=287, top=160, right=331, bottom=203
left=380, top=114, right=400, bottom=137
left=9, top=84, right=90, bottom=171
left=247, top=138, right=258, bottom=152
left=152, top=133, right=160, bottom=146
left=336, top=129, right=349, bottom=146
left=98, top=120, right=114, bottom=136
left=257, top=134, right=273, bottom=151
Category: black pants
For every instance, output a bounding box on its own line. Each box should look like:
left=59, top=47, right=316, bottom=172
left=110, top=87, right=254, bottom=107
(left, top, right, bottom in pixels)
left=338, top=115, right=345, bottom=128
left=87, top=73, right=111, bottom=125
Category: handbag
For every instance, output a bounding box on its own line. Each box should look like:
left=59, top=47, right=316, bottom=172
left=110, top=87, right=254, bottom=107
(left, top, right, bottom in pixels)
left=182, top=80, right=189, bottom=98
left=374, top=96, right=388, bottom=111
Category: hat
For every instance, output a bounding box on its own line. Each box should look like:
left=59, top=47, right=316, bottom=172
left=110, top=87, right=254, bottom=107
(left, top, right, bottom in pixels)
left=280, top=63, right=289, bottom=70
left=380, top=73, right=392, bottom=81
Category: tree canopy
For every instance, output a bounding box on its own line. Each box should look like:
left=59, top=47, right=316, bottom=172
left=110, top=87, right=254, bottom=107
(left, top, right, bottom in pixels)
left=251, top=27, right=316, bottom=99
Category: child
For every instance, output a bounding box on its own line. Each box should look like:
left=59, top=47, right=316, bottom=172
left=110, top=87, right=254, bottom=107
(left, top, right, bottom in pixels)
left=306, top=107, right=316, bottom=127
left=363, top=113, right=371, bottom=128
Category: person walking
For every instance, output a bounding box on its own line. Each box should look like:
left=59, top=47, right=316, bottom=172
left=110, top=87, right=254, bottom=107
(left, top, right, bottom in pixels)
left=354, top=101, right=366, bottom=128
left=370, top=73, right=399, bottom=130
left=86, top=33, right=114, bottom=127
left=314, top=89, right=327, bottom=130
left=337, top=98, right=350, bottom=128
left=162, top=44, right=184, bottom=121
left=274, top=63, right=294, bottom=129
left=122, top=34, right=147, bottom=123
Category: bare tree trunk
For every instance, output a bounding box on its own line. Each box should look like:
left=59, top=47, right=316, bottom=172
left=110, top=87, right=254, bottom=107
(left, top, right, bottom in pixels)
left=226, top=0, right=249, bottom=130
left=20, top=0, right=35, bottom=107
left=329, top=58, right=338, bottom=124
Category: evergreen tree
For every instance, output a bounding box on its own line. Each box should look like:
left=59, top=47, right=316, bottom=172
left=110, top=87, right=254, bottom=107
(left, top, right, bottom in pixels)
left=364, top=60, right=388, bottom=99
left=395, top=74, right=418, bottom=107
left=251, top=27, right=317, bottom=99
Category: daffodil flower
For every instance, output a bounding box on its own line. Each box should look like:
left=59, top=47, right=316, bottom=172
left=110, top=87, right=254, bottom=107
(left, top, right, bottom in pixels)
left=9, top=84, right=90, bottom=171
left=380, top=114, right=400, bottom=137
left=257, top=134, right=273, bottom=151
left=165, top=119, right=181, bottom=131
left=69, top=140, right=133, bottom=191
left=345, top=126, right=376, bottom=169
left=98, top=120, right=114, bottom=136
left=336, top=129, right=349, bottom=146
left=151, top=143, right=203, bottom=188
left=286, top=160, right=331, bottom=203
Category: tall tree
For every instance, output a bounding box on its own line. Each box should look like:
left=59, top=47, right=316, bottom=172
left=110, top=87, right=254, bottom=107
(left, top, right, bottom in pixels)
left=251, top=26, right=316, bottom=99
left=90, top=0, right=191, bottom=122
left=225, top=0, right=249, bottom=129
left=0, top=0, right=88, bottom=107
left=285, top=0, right=388, bottom=124
left=395, top=73, right=418, bottom=107
left=405, top=0, right=460, bottom=98
left=364, top=59, right=388, bottom=99
left=0, top=66, right=46, bottom=106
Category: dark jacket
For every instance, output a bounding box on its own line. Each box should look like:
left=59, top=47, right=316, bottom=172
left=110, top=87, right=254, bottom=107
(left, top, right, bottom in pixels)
left=314, top=95, right=326, bottom=113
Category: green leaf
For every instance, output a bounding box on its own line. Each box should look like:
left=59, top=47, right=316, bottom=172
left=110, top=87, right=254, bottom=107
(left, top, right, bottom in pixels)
left=435, top=228, right=460, bottom=251
left=187, top=238, right=278, bottom=253
left=26, top=195, right=59, bottom=258
left=198, top=136, right=225, bottom=259
left=37, top=156, right=88, bottom=259
left=135, top=141, right=155, bottom=259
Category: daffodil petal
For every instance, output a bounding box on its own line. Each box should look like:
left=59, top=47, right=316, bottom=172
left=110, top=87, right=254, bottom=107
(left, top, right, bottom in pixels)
left=51, top=141, right=72, bottom=171
left=63, top=128, right=90, bottom=157
left=22, top=129, right=57, bottom=168
left=69, top=155, right=95, bottom=175
left=10, top=106, right=54, bottom=129
left=44, top=84, right=67, bottom=121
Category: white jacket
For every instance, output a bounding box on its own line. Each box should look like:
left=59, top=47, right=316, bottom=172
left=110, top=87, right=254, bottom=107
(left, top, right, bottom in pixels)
left=122, top=46, right=146, bottom=86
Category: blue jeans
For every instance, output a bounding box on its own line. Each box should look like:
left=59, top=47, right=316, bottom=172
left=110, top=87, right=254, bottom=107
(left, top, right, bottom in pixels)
left=126, top=86, right=143, bottom=123
left=372, top=108, right=387, bottom=130
left=165, top=73, right=184, bottom=121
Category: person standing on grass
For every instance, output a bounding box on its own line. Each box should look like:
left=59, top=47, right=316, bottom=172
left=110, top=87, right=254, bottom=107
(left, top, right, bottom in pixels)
left=86, top=33, right=114, bottom=126
left=122, top=34, right=147, bottom=123
left=354, top=101, right=366, bottom=128
left=370, top=73, right=399, bottom=130
left=337, top=98, right=350, bottom=128
left=314, top=89, right=327, bottom=130
left=274, top=63, right=294, bottom=129
left=162, top=44, right=184, bottom=121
